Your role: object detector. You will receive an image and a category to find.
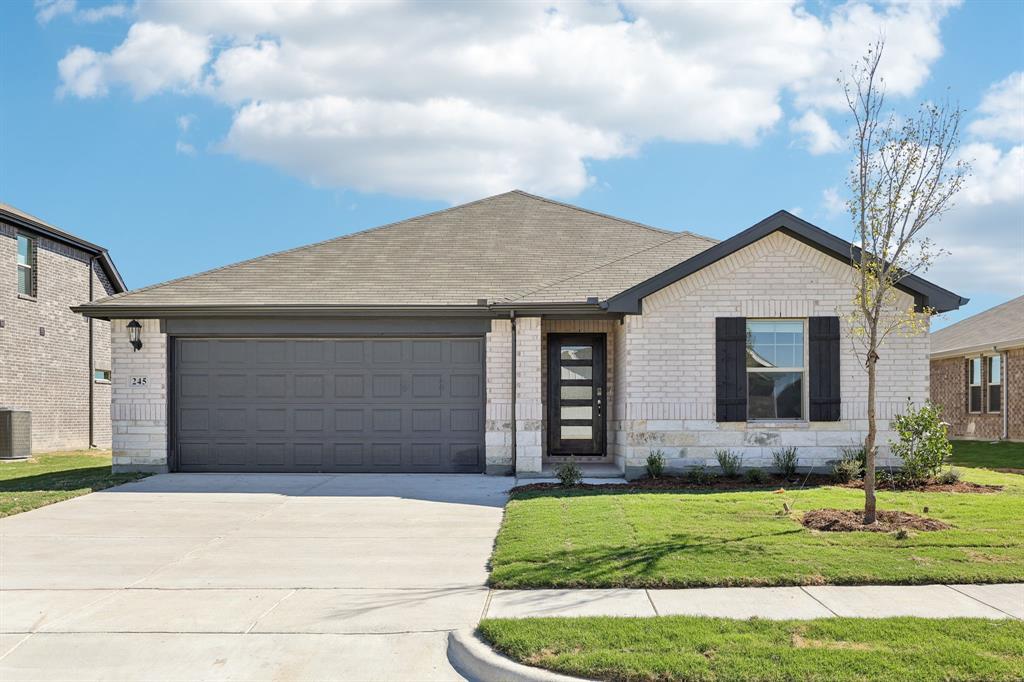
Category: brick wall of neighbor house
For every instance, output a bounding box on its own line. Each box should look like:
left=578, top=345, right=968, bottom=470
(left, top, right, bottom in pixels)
left=931, top=348, right=1023, bottom=441
left=615, top=231, right=929, bottom=479
left=110, top=319, right=168, bottom=472
left=0, top=221, right=115, bottom=451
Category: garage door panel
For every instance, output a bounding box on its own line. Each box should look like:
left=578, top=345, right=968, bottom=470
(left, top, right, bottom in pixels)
left=174, top=338, right=484, bottom=473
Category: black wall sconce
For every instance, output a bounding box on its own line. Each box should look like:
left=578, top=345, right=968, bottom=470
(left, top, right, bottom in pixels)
left=127, top=319, right=143, bottom=352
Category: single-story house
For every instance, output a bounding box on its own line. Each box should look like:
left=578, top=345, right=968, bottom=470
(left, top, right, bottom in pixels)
left=74, top=191, right=964, bottom=478
left=1, top=202, right=126, bottom=452
left=930, top=294, right=1023, bottom=442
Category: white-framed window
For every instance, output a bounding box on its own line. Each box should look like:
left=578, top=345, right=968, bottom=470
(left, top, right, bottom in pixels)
left=745, top=319, right=805, bottom=420
left=93, top=368, right=111, bottom=383
left=968, top=357, right=983, bottom=413
left=16, top=234, right=35, bottom=297
left=987, top=355, right=1002, bottom=413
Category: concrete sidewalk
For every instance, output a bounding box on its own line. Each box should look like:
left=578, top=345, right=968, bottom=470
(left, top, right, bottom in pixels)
left=484, top=584, right=1024, bottom=620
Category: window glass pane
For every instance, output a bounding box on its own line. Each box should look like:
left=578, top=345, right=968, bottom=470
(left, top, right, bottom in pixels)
left=747, top=371, right=802, bottom=420
left=746, top=320, right=803, bottom=368
left=17, top=266, right=30, bottom=295
left=969, top=386, right=982, bottom=412
left=561, top=406, right=592, bottom=420
left=16, top=235, right=30, bottom=266
left=560, top=425, right=592, bottom=440
left=561, top=386, right=592, bottom=400
left=988, top=385, right=1002, bottom=413
left=988, top=356, right=1001, bottom=385
left=561, top=365, right=592, bottom=381
left=969, top=358, right=981, bottom=385
left=560, top=345, right=592, bottom=361
left=94, top=369, right=111, bottom=381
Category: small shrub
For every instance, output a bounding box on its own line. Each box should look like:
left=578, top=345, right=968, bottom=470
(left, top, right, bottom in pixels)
left=646, top=450, right=666, bottom=479
left=556, top=460, right=582, bottom=487
left=715, top=449, right=743, bottom=478
left=890, top=401, right=953, bottom=485
left=686, top=465, right=717, bottom=485
left=772, top=447, right=799, bottom=478
left=831, top=457, right=861, bottom=484
left=935, top=467, right=962, bottom=485
left=745, top=467, right=767, bottom=484
left=840, top=446, right=867, bottom=478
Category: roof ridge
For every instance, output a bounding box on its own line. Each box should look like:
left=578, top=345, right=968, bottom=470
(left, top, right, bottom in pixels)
left=508, top=189, right=716, bottom=241
left=507, top=230, right=704, bottom=302
left=89, top=190, right=530, bottom=305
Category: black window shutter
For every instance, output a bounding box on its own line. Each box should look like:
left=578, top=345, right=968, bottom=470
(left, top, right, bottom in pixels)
left=809, top=316, right=841, bottom=421
left=716, top=317, right=747, bottom=422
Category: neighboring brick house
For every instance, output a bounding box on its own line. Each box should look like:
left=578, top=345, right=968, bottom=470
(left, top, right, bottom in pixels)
left=930, top=295, right=1023, bottom=442
left=74, top=191, right=964, bottom=477
left=0, top=203, right=126, bottom=452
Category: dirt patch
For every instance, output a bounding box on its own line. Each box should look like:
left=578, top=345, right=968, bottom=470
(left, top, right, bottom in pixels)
left=801, top=509, right=951, bottom=533
left=791, top=633, right=874, bottom=651
left=511, top=474, right=835, bottom=495
left=841, top=480, right=1002, bottom=494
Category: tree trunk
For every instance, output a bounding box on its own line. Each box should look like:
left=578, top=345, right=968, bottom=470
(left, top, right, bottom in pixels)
left=863, top=348, right=878, bottom=525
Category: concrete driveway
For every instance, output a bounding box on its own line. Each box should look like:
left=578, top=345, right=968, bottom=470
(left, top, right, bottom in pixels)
left=0, top=473, right=511, bottom=681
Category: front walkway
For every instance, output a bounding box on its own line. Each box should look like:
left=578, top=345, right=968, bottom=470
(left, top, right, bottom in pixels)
left=484, top=584, right=1024, bottom=620
left=0, top=473, right=511, bottom=681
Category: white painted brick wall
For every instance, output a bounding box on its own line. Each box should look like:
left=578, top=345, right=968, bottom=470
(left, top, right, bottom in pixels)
left=110, top=319, right=168, bottom=472
left=617, top=231, right=930, bottom=477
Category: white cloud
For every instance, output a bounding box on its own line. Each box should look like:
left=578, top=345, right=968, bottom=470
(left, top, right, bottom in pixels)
left=55, top=1, right=956, bottom=201
left=925, top=141, right=1024, bottom=296
left=77, top=4, right=129, bottom=23
left=58, top=22, right=209, bottom=100
left=177, top=113, right=196, bottom=133
left=790, top=111, right=843, bottom=154
left=969, top=72, right=1024, bottom=144
left=36, top=0, right=75, bottom=24
left=175, top=140, right=196, bottom=156
left=822, top=186, right=846, bottom=217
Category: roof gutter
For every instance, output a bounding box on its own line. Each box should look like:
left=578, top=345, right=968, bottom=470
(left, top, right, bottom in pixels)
left=930, top=338, right=1024, bottom=360
left=1, top=208, right=127, bottom=293
left=73, top=301, right=612, bottom=321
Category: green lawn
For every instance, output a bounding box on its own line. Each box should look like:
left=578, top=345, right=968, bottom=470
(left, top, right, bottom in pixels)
left=951, top=439, right=1024, bottom=472
left=479, top=616, right=1024, bottom=682
left=0, top=450, right=148, bottom=517
left=489, top=467, right=1024, bottom=588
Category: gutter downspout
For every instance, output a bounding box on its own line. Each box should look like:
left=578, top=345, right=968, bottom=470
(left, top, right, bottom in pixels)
left=87, top=255, right=95, bottom=449
left=510, top=310, right=517, bottom=475
left=1002, top=350, right=1008, bottom=441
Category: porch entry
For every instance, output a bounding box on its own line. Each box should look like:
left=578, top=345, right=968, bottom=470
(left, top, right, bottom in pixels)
left=547, top=333, right=607, bottom=456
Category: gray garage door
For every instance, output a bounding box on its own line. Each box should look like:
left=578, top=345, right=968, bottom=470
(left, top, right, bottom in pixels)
left=173, top=338, right=485, bottom=473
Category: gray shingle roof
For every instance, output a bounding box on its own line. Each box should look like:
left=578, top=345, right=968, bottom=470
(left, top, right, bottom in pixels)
left=83, top=191, right=715, bottom=311
left=931, top=295, right=1024, bottom=356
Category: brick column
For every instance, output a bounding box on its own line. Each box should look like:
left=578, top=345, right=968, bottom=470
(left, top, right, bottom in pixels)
left=110, top=319, right=168, bottom=472
left=484, top=319, right=513, bottom=474
left=515, top=317, right=543, bottom=475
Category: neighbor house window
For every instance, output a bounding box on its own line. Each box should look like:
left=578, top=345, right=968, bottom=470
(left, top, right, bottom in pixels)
left=968, top=357, right=982, bottom=413
left=746, top=320, right=804, bottom=420
left=16, top=234, right=35, bottom=297
left=987, top=356, right=1002, bottom=413
left=94, top=369, right=111, bottom=382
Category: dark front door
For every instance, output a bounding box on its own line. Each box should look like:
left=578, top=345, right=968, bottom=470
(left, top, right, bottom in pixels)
left=547, top=333, right=606, bottom=456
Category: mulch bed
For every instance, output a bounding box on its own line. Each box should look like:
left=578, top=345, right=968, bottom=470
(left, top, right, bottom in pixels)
left=511, top=474, right=834, bottom=495
left=802, top=509, right=951, bottom=533
left=841, top=480, right=1002, bottom=494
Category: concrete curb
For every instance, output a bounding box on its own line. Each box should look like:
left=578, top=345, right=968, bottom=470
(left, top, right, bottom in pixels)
left=447, top=629, right=590, bottom=682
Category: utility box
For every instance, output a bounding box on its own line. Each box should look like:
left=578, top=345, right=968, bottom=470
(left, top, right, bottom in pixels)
left=0, top=409, right=31, bottom=460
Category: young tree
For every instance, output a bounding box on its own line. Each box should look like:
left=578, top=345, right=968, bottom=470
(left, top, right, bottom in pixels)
left=841, top=42, right=968, bottom=524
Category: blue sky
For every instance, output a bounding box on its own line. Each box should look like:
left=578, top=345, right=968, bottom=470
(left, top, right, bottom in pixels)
left=2, top=1, right=1021, bottom=328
